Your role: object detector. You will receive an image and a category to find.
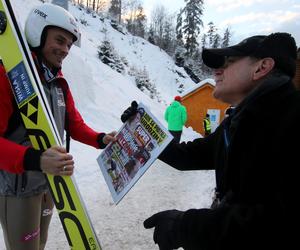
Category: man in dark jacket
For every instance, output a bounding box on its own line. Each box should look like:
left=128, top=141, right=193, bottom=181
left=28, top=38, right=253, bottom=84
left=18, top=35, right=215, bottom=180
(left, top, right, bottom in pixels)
left=0, top=3, right=116, bottom=250
left=121, top=32, right=299, bottom=250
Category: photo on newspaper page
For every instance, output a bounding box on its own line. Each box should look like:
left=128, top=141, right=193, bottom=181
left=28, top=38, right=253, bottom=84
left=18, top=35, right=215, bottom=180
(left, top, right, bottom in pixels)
left=97, top=103, right=173, bottom=204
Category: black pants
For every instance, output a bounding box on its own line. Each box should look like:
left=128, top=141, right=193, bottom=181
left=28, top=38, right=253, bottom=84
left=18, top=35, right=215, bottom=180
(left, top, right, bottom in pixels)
left=169, top=130, right=182, bottom=143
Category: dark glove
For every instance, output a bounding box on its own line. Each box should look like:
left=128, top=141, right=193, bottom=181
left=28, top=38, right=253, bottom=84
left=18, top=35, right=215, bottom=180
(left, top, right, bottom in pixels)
left=24, top=148, right=43, bottom=171
left=97, top=133, right=107, bottom=149
left=121, top=101, right=138, bottom=123
left=144, top=209, right=184, bottom=250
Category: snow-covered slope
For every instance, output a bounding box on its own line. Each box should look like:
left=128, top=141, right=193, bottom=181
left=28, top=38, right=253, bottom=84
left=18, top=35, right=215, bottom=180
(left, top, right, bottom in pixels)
left=12, top=0, right=198, bottom=132
left=0, top=1, right=214, bottom=249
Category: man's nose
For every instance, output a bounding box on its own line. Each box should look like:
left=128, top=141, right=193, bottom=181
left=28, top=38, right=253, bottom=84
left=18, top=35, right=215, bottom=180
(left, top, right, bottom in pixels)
left=214, top=68, right=224, bottom=76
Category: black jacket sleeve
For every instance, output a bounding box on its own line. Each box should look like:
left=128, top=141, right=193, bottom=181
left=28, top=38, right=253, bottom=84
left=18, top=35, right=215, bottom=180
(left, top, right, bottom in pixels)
left=158, top=131, right=218, bottom=171
left=179, top=201, right=291, bottom=250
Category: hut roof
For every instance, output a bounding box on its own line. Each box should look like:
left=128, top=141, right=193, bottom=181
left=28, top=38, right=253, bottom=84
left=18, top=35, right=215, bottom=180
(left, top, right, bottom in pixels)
left=182, top=78, right=216, bottom=98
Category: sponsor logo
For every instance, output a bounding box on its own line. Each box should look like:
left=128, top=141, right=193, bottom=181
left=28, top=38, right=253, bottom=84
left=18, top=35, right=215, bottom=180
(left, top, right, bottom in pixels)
left=34, top=9, right=47, bottom=19
left=48, top=176, right=97, bottom=249
left=56, top=88, right=66, bottom=107
left=20, top=96, right=39, bottom=124
left=42, top=208, right=53, bottom=217
left=22, top=228, right=40, bottom=242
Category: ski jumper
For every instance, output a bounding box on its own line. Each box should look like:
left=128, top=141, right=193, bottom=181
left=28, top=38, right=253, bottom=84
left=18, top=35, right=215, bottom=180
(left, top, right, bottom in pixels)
left=0, top=53, right=105, bottom=250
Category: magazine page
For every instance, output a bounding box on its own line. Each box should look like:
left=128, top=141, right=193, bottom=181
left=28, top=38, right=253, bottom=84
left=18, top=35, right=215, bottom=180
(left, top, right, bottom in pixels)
left=97, top=103, right=173, bottom=204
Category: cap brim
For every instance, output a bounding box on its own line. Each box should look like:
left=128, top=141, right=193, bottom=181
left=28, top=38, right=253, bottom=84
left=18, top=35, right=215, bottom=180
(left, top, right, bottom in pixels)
left=202, top=47, right=246, bottom=68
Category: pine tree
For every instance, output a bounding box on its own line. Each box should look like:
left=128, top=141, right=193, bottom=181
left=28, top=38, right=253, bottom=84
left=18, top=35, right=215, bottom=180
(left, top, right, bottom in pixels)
left=162, top=15, right=176, bottom=55
left=97, top=40, right=124, bottom=74
left=113, top=54, right=125, bottom=73
left=176, top=9, right=184, bottom=47
left=174, top=46, right=186, bottom=67
left=148, top=26, right=156, bottom=45
left=150, top=5, right=167, bottom=49
left=201, top=33, right=207, bottom=49
left=207, top=21, right=216, bottom=48
left=108, top=0, right=121, bottom=23
left=135, top=68, right=160, bottom=101
left=222, top=27, right=231, bottom=47
left=181, top=0, right=204, bottom=56
left=98, top=40, right=115, bottom=66
left=212, top=33, right=221, bottom=48
left=134, top=5, right=146, bottom=38
left=124, top=2, right=147, bottom=38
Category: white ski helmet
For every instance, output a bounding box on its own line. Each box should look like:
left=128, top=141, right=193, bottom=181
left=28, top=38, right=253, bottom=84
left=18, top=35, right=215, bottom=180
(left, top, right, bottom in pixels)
left=25, top=3, right=81, bottom=48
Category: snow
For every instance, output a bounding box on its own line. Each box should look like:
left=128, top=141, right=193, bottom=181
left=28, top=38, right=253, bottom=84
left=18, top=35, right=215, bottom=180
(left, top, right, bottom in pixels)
left=0, top=1, right=215, bottom=249
left=181, top=78, right=216, bottom=97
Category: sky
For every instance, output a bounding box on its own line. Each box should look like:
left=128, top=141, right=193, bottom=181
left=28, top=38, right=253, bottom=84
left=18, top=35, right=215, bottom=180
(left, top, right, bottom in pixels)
left=143, top=0, right=300, bottom=46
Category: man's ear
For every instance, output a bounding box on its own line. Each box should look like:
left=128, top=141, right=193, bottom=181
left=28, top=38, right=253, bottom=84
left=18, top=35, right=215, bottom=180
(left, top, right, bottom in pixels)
left=253, top=58, right=275, bottom=80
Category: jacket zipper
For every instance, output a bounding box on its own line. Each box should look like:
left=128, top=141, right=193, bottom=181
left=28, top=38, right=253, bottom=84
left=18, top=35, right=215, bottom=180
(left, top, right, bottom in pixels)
left=14, top=174, right=18, bottom=193
left=21, top=173, right=27, bottom=192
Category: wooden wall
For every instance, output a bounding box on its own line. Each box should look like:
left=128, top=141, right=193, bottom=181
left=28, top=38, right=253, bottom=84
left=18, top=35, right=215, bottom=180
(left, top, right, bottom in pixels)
left=182, top=84, right=228, bottom=136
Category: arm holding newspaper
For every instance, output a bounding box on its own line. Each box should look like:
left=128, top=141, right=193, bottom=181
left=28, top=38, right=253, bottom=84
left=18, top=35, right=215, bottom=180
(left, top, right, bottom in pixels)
left=120, top=101, right=214, bottom=171
left=120, top=91, right=294, bottom=250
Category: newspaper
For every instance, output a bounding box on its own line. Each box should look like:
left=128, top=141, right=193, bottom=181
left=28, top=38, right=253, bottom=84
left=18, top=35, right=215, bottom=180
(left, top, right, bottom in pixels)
left=97, top=103, right=173, bottom=204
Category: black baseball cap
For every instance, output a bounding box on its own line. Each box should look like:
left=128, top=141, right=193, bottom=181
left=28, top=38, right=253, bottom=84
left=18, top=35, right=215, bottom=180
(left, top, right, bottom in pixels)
left=202, top=32, right=297, bottom=77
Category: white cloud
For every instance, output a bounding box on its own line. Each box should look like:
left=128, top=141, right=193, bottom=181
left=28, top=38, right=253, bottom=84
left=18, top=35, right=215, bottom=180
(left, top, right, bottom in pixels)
left=207, top=0, right=291, bottom=12
left=202, top=0, right=300, bottom=45
left=207, top=0, right=270, bottom=12
left=220, top=10, right=300, bottom=27
left=219, top=10, right=300, bottom=46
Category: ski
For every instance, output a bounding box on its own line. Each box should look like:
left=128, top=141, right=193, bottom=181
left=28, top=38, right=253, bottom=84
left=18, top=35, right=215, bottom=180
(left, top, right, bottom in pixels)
left=0, top=1, right=101, bottom=249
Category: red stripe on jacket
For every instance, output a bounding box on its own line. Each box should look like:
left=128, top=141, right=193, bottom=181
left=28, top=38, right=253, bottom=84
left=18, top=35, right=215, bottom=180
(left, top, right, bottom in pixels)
left=58, top=75, right=101, bottom=148
left=0, top=63, right=102, bottom=174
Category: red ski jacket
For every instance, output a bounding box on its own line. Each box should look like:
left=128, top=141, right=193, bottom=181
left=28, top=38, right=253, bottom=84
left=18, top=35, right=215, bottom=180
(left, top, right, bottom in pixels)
left=0, top=60, right=103, bottom=174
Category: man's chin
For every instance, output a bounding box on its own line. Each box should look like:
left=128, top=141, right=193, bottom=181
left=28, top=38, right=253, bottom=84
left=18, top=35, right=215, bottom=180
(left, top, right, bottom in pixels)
left=213, top=89, right=222, bottom=100
left=54, top=61, right=62, bottom=68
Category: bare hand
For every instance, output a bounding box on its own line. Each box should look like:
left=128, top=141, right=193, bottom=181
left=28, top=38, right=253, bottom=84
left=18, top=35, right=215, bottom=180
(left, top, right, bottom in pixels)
left=40, top=146, right=74, bottom=176
left=103, top=131, right=117, bottom=145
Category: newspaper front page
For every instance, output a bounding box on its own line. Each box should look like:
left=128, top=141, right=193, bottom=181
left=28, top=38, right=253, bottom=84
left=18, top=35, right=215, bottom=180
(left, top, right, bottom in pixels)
left=97, top=103, right=173, bottom=204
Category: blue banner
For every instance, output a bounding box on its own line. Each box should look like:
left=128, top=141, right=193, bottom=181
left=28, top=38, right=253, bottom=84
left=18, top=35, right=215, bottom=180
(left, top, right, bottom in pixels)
left=8, top=61, right=34, bottom=105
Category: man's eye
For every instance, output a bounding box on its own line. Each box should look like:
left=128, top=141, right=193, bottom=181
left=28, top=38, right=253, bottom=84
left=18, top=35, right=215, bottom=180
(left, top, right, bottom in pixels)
left=227, top=58, right=236, bottom=63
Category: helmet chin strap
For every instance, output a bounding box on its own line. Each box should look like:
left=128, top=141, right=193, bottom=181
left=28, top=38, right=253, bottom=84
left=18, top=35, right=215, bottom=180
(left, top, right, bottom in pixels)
left=41, top=59, right=60, bottom=78
left=32, top=49, right=60, bottom=79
